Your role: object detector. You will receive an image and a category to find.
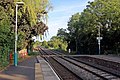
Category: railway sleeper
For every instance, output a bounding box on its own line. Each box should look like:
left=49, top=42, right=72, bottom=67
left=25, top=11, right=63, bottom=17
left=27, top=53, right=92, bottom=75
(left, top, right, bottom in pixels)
left=62, top=57, right=120, bottom=80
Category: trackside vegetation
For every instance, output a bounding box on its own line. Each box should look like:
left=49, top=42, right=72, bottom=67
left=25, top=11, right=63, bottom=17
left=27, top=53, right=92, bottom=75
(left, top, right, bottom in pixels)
left=0, top=0, right=51, bottom=70
left=57, top=0, right=120, bottom=55
left=38, top=0, right=120, bottom=55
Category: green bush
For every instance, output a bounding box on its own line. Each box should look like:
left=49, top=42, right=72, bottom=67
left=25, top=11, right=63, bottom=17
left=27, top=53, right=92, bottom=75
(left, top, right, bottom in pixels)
left=28, top=52, right=39, bottom=56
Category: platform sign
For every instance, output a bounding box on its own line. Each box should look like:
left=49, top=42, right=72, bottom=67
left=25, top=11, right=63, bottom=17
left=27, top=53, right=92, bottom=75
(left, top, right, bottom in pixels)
left=96, top=37, right=102, bottom=55
left=97, top=37, right=103, bottom=40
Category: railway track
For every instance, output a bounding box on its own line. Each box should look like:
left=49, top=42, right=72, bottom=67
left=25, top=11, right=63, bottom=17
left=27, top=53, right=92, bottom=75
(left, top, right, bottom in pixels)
left=38, top=47, right=81, bottom=80
left=50, top=49, right=120, bottom=77
left=47, top=57, right=82, bottom=80
left=38, top=47, right=120, bottom=80
left=73, top=56, right=120, bottom=71
left=69, top=56, right=120, bottom=77
left=61, top=56, right=120, bottom=80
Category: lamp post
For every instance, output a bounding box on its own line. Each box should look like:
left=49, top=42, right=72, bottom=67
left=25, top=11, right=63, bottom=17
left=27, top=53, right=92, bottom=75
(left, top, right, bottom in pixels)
left=14, top=2, right=24, bottom=66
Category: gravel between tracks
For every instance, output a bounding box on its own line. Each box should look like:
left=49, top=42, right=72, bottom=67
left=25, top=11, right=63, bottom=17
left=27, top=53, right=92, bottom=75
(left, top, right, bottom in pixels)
left=47, top=57, right=81, bottom=80
left=53, top=57, right=102, bottom=80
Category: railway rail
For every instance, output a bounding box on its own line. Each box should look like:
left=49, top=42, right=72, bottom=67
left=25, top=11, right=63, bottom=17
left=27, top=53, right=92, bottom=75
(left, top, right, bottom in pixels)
left=38, top=47, right=81, bottom=80
left=38, top=47, right=120, bottom=80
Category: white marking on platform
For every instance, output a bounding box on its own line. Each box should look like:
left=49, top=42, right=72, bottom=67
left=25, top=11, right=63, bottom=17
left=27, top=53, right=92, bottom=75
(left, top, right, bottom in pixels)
left=37, top=56, right=60, bottom=80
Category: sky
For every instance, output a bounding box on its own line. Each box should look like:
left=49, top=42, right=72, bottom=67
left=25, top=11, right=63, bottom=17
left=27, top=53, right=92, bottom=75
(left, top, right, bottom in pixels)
left=38, top=0, right=94, bottom=41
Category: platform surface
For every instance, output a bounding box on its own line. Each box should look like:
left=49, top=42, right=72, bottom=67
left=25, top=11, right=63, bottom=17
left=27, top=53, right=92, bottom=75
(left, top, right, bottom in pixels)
left=36, top=56, right=60, bottom=80
left=0, top=57, right=36, bottom=80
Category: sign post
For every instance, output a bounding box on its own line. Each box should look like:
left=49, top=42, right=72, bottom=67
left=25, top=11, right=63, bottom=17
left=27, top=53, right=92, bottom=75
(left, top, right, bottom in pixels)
left=97, top=37, right=103, bottom=55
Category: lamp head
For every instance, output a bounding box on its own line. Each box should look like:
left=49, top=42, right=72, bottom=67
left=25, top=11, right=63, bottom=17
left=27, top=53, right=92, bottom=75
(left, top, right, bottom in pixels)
left=16, top=2, right=24, bottom=5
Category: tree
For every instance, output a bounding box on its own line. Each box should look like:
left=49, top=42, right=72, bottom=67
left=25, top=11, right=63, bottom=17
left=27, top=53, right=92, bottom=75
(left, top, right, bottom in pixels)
left=67, top=13, right=81, bottom=52
left=0, top=0, right=51, bottom=51
left=60, top=0, right=120, bottom=54
left=0, top=6, right=14, bottom=67
left=38, top=36, right=68, bottom=51
left=57, top=28, right=67, bottom=38
left=85, top=0, right=120, bottom=54
left=49, top=36, right=67, bottom=51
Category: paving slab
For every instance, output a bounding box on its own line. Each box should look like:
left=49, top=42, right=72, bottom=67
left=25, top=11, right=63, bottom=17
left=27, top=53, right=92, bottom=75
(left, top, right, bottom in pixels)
left=0, top=57, right=36, bottom=80
left=35, top=63, right=43, bottom=80
left=37, top=56, right=60, bottom=80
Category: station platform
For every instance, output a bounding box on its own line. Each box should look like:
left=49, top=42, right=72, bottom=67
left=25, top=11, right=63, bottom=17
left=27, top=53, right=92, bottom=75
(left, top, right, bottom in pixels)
left=0, top=57, right=36, bottom=80
left=63, top=55, right=120, bottom=63
left=0, top=56, right=60, bottom=80
left=88, top=55, right=120, bottom=63
left=36, top=56, right=60, bottom=80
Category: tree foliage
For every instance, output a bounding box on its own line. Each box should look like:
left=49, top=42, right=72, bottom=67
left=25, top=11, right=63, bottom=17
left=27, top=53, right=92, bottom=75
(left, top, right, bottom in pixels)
left=0, top=6, right=14, bottom=68
left=13, top=0, right=51, bottom=26
left=0, top=0, right=51, bottom=68
left=59, top=0, right=120, bottom=54
left=36, top=36, right=68, bottom=51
